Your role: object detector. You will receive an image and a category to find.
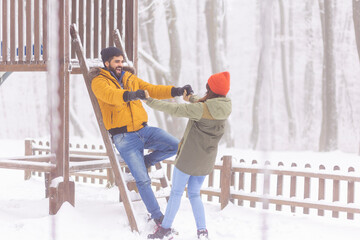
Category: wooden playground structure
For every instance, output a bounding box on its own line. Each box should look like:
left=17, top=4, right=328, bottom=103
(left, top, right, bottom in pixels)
left=0, top=0, right=145, bottom=232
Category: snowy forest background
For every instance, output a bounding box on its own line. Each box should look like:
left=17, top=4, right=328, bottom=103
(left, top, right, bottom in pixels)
left=1, top=0, right=360, bottom=154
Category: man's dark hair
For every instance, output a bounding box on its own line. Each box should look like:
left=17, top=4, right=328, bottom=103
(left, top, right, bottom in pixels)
left=100, top=47, right=124, bottom=66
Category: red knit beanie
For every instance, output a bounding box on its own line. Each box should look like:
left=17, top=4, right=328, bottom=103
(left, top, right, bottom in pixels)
left=207, top=71, right=230, bottom=96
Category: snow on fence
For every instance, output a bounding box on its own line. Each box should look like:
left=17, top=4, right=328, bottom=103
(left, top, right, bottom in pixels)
left=24, top=139, right=360, bottom=220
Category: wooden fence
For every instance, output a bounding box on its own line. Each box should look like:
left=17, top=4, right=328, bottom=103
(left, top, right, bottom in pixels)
left=24, top=139, right=360, bottom=220
left=162, top=157, right=360, bottom=220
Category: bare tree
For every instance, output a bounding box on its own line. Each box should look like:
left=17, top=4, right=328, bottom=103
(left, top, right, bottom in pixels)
left=138, top=0, right=185, bottom=138
left=302, top=0, right=315, bottom=148
left=353, top=0, right=360, bottom=154
left=250, top=0, right=274, bottom=149
left=278, top=0, right=297, bottom=143
left=319, top=0, right=338, bottom=151
left=205, top=0, right=235, bottom=147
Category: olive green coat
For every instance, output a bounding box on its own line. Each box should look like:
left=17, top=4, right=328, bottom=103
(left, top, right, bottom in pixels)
left=146, top=95, right=232, bottom=176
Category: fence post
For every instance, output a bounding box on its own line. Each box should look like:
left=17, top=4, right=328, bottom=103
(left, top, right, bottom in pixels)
left=276, top=162, right=284, bottom=211
left=303, top=163, right=311, bottom=214
left=238, top=159, right=245, bottom=206
left=250, top=160, right=258, bottom=208
left=24, top=139, right=33, bottom=180
left=332, top=166, right=340, bottom=218
left=318, top=165, right=326, bottom=216
left=290, top=163, right=297, bottom=213
left=220, top=156, right=232, bottom=210
left=347, top=167, right=355, bottom=220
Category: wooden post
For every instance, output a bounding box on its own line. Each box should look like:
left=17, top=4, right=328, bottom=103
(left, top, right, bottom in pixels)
left=347, top=167, right=355, bottom=219
left=250, top=160, right=257, bottom=208
left=262, top=161, right=271, bottom=209
left=318, top=165, right=326, bottom=216
left=332, top=166, right=340, bottom=218
left=238, top=159, right=245, bottom=206
left=303, top=163, right=311, bottom=214
left=24, top=139, right=33, bottom=180
left=207, top=171, right=214, bottom=202
left=49, top=0, right=75, bottom=215
left=220, top=156, right=232, bottom=210
left=276, top=162, right=284, bottom=211
left=290, top=163, right=297, bottom=213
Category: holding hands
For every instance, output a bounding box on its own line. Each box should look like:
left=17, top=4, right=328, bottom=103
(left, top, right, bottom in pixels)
left=171, top=84, right=194, bottom=97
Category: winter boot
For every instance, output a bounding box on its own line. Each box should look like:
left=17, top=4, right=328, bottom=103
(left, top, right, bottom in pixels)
left=197, top=229, right=209, bottom=239
left=148, top=226, right=173, bottom=239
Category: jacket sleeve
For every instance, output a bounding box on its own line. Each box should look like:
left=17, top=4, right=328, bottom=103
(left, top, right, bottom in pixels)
left=146, top=98, right=203, bottom=121
left=91, top=76, right=127, bottom=105
left=135, top=76, right=174, bottom=99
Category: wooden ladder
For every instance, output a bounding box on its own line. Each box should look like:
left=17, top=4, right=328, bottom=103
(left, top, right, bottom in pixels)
left=70, top=24, right=171, bottom=232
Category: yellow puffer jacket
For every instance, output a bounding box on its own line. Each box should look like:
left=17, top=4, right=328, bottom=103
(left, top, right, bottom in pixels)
left=91, top=68, right=173, bottom=131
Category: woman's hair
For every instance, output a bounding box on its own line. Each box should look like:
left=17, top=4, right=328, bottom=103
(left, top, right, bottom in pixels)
left=197, top=84, right=226, bottom=102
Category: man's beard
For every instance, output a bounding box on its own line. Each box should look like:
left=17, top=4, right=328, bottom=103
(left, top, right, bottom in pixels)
left=109, top=65, right=122, bottom=78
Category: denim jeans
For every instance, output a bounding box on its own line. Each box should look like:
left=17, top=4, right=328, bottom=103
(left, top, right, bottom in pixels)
left=112, top=126, right=179, bottom=220
left=161, top=167, right=206, bottom=230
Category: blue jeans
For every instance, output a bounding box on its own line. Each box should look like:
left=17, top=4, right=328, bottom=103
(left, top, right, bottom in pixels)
left=162, top=167, right=206, bottom=230
left=113, top=126, right=179, bottom=220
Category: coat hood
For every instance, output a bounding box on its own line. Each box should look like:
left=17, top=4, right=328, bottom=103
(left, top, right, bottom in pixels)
left=88, top=66, right=136, bottom=82
left=205, top=97, right=232, bottom=120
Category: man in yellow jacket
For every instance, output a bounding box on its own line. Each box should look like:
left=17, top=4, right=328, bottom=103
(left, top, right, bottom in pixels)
left=91, top=46, right=193, bottom=226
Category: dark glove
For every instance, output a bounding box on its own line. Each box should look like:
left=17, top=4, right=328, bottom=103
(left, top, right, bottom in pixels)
left=171, top=84, right=194, bottom=97
left=123, top=89, right=146, bottom=102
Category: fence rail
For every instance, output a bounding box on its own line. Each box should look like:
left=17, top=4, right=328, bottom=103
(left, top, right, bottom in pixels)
left=17, top=139, right=360, bottom=220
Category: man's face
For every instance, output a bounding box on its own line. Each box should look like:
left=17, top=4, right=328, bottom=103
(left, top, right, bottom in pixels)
left=105, top=55, right=124, bottom=78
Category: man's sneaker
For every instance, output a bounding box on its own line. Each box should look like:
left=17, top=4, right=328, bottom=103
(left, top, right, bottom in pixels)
left=154, top=215, right=164, bottom=227
left=148, top=226, right=173, bottom=239
left=197, top=229, right=209, bottom=239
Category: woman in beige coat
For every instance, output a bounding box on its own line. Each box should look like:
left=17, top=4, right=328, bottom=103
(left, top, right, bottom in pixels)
left=145, top=72, right=232, bottom=240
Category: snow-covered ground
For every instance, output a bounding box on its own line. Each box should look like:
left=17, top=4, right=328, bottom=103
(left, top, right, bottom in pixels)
left=1, top=140, right=360, bottom=240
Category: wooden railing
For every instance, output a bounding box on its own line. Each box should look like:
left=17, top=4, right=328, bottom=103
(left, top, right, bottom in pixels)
left=162, top=157, right=360, bottom=220
left=16, top=139, right=360, bottom=220
left=0, top=0, right=136, bottom=71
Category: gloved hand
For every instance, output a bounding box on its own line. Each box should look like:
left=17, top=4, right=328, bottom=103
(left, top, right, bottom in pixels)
left=123, top=89, right=146, bottom=102
left=171, top=84, right=194, bottom=97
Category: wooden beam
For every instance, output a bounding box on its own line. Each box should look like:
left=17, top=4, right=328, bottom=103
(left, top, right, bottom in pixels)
left=0, top=64, right=47, bottom=71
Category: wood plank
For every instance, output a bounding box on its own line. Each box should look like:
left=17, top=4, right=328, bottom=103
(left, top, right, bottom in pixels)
left=347, top=167, right=355, bottom=219
left=0, top=159, right=54, bottom=172
left=303, top=164, right=311, bottom=214
left=109, top=0, right=115, bottom=45
left=332, top=166, right=340, bottom=218
left=2, top=155, right=51, bottom=162
left=290, top=163, right=297, bottom=213
left=18, top=0, right=24, bottom=62
left=0, top=63, right=47, bottom=71
left=117, top=0, right=123, bottom=34
left=318, top=165, right=326, bottom=216
left=10, top=0, right=16, bottom=62
left=101, top=0, right=107, bottom=49
left=85, top=0, right=91, bottom=58
left=79, top=0, right=84, bottom=46
left=71, top=0, right=77, bottom=59
left=231, top=193, right=360, bottom=214
left=94, top=0, right=99, bottom=58
left=2, top=0, right=8, bottom=62
left=250, top=160, right=257, bottom=208
left=34, top=0, right=40, bottom=61
left=232, top=166, right=360, bottom=182
left=125, top=0, right=133, bottom=61
left=42, top=0, right=48, bottom=61
left=26, top=0, right=32, bottom=62
left=69, top=160, right=111, bottom=172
